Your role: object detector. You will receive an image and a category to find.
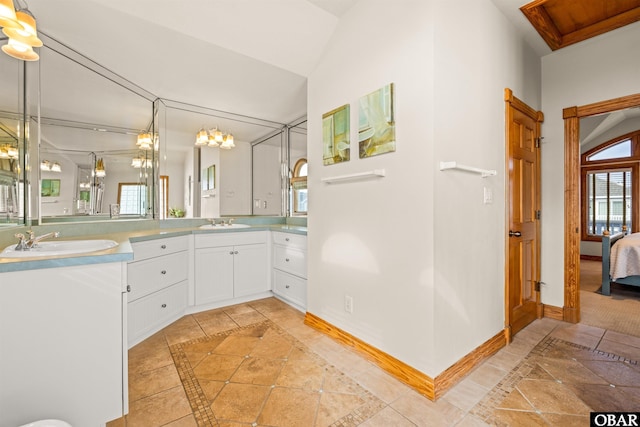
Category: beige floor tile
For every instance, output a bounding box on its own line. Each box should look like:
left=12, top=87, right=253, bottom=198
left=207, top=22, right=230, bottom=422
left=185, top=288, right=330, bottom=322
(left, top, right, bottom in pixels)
left=484, top=347, right=523, bottom=372
left=163, top=319, right=206, bottom=346
left=565, top=383, right=633, bottom=412
left=360, top=406, right=416, bottom=426
left=276, top=357, right=325, bottom=391
left=230, top=356, right=285, bottom=385
left=197, top=315, right=240, bottom=335
left=164, top=414, right=198, bottom=427
left=542, top=413, right=590, bottom=427
left=214, top=334, right=261, bottom=356
left=516, top=379, right=591, bottom=415
left=250, top=328, right=295, bottom=359
left=465, top=362, right=508, bottom=390
left=580, top=359, right=640, bottom=386
left=602, top=329, right=640, bottom=348
left=442, top=378, right=490, bottom=412
left=491, top=408, right=548, bottom=427
left=181, top=335, right=227, bottom=367
left=126, top=386, right=192, bottom=427
left=227, top=309, right=268, bottom=326
left=315, top=391, right=366, bottom=426
left=129, top=363, right=182, bottom=402
left=536, top=357, right=609, bottom=385
left=354, top=366, right=411, bottom=404
left=211, top=383, right=270, bottom=423
left=258, top=387, right=320, bottom=427
left=597, top=338, right=640, bottom=361
left=550, top=324, right=604, bottom=348
left=192, top=353, right=244, bottom=381
left=391, top=390, right=465, bottom=426
left=454, top=413, right=490, bottom=427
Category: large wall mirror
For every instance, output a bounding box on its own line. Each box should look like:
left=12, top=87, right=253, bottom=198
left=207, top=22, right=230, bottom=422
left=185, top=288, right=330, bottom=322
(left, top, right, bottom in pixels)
left=158, top=99, right=307, bottom=219
left=34, top=34, right=156, bottom=224
left=0, top=44, right=30, bottom=227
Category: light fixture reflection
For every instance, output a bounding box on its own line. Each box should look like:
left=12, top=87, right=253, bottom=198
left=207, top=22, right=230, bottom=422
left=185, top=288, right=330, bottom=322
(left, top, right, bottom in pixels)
left=0, top=2, right=42, bottom=61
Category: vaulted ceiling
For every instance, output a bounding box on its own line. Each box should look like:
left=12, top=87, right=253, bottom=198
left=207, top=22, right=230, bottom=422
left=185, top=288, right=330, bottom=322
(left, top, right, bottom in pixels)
left=17, top=0, right=640, bottom=154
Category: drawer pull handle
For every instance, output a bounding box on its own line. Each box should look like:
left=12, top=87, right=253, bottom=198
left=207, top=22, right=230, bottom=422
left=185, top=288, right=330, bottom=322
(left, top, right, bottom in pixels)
left=161, top=270, right=167, bottom=275
left=161, top=244, right=167, bottom=249
left=285, top=258, right=290, bottom=262
left=285, top=285, right=290, bottom=289
left=235, top=251, right=239, bottom=254
left=285, top=238, right=290, bottom=241
left=161, top=303, right=167, bottom=308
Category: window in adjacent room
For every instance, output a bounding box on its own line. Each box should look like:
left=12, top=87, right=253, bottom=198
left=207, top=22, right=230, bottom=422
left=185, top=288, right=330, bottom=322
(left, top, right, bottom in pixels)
left=581, top=131, right=640, bottom=241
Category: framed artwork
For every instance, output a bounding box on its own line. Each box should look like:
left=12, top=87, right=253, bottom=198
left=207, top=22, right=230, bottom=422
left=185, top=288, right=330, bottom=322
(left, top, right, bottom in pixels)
left=359, top=83, right=396, bottom=158
left=322, top=104, right=350, bottom=165
left=202, top=164, right=215, bottom=191
left=41, top=179, right=61, bottom=197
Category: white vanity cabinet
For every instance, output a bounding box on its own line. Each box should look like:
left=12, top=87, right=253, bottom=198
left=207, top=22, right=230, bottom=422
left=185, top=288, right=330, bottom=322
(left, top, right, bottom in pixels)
left=271, top=231, right=307, bottom=311
left=195, top=231, right=269, bottom=306
left=0, top=262, right=126, bottom=427
left=127, top=236, right=189, bottom=347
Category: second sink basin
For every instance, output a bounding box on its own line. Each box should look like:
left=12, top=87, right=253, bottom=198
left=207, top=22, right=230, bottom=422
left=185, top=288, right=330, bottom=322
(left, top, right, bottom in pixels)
left=1, top=239, right=119, bottom=258
left=199, top=223, right=251, bottom=230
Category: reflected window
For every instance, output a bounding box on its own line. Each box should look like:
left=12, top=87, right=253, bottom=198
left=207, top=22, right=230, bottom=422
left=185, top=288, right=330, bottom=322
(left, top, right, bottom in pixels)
left=118, top=183, right=147, bottom=215
left=159, top=175, right=169, bottom=219
left=291, top=158, right=307, bottom=215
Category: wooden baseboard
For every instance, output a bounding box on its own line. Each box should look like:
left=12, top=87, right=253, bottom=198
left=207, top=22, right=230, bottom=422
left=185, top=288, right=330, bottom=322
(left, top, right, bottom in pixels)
left=542, top=304, right=564, bottom=321
left=304, top=312, right=506, bottom=401
left=580, top=254, right=602, bottom=261
left=563, top=306, right=580, bottom=323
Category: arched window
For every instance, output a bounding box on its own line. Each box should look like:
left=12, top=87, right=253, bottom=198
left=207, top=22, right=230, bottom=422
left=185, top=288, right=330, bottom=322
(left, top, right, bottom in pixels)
left=291, top=158, right=307, bottom=215
left=581, top=130, right=640, bottom=240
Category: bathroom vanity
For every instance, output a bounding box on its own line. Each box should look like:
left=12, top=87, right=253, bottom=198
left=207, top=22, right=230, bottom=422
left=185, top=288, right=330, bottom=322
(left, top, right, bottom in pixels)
left=0, top=222, right=307, bottom=426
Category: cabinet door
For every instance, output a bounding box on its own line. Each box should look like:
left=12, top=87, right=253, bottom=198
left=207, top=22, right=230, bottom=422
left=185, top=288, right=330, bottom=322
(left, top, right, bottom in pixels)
left=195, top=246, right=234, bottom=304
left=234, top=243, right=268, bottom=297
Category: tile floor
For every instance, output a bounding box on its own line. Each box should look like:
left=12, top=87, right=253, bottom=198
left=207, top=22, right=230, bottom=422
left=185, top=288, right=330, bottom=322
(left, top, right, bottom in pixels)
left=107, top=297, right=640, bottom=426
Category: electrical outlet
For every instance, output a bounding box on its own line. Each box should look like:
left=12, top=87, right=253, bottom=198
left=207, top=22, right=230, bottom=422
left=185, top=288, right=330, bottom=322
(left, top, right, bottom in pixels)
left=344, top=295, right=353, bottom=314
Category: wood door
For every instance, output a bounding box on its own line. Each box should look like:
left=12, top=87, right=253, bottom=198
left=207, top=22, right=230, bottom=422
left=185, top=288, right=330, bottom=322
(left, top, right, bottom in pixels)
left=505, top=89, right=543, bottom=340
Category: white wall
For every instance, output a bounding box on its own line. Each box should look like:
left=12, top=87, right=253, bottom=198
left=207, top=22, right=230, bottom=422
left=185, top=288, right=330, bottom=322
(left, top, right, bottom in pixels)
left=307, top=0, right=540, bottom=377
left=541, top=23, right=640, bottom=307
left=253, top=138, right=282, bottom=216
left=200, top=146, right=221, bottom=218
left=220, top=141, right=252, bottom=216
left=432, top=0, right=541, bottom=372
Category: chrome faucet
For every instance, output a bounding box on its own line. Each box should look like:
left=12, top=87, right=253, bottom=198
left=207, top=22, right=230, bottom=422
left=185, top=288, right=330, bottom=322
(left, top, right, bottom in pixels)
left=228, top=218, right=235, bottom=225
left=14, top=231, right=60, bottom=250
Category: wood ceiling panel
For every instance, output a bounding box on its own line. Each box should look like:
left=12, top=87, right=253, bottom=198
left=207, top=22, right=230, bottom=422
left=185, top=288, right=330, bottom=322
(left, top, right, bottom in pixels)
left=521, top=0, right=640, bottom=50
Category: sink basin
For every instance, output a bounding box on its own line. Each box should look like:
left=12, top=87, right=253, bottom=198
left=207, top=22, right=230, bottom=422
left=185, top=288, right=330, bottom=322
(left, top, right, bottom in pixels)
left=1, top=239, right=119, bottom=258
left=199, top=223, right=251, bottom=230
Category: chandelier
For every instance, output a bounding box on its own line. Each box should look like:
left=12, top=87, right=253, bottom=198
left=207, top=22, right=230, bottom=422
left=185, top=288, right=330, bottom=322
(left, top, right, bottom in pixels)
left=195, top=127, right=235, bottom=149
left=0, top=0, right=42, bottom=61
left=94, top=158, right=106, bottom=177
left=40, top=159, right=61, bottom=172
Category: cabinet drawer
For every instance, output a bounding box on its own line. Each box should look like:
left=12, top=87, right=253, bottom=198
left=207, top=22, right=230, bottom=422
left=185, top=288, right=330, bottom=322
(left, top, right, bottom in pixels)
left=195, top=231, right=267, bottom=249
left=131, top=236, right=189, bottom=261
left=128, top=280, right=188, bottom=347
left=273, top=245, right=306, bottom=278
left=128, top=251, right=188, bottom=301
left=273, top=269, right=306, bottom=309
left=272, top=232, right=306, bottom=249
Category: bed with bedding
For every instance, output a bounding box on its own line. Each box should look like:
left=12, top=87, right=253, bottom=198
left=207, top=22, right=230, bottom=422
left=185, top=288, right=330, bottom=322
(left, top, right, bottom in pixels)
left=601, top=232, right=640, bottom=295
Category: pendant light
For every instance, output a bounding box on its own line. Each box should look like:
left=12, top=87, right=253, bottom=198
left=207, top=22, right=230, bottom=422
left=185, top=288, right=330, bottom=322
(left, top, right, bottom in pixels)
left=0, top=2, right=42, bottom=61
left=0, top=0, right=20, bottom=29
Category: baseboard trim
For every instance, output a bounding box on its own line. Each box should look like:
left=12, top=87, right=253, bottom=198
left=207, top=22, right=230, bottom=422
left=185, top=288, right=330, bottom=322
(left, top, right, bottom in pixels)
left=542, top=304, right=564, bottom=321
left=304, top=312, right=506, bottom=400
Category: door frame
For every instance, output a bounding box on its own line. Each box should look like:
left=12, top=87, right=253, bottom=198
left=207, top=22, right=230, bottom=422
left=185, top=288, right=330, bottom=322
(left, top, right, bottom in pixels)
left=563, top=93, right=640, bottom=323
left=504, top=88, right=544, bottom=341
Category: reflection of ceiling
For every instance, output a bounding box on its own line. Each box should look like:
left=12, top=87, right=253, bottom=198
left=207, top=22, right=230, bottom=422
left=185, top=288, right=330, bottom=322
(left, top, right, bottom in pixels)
left=25, top=0, right=356, bottom=153
left=520, top=0, right=640, bottom=51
